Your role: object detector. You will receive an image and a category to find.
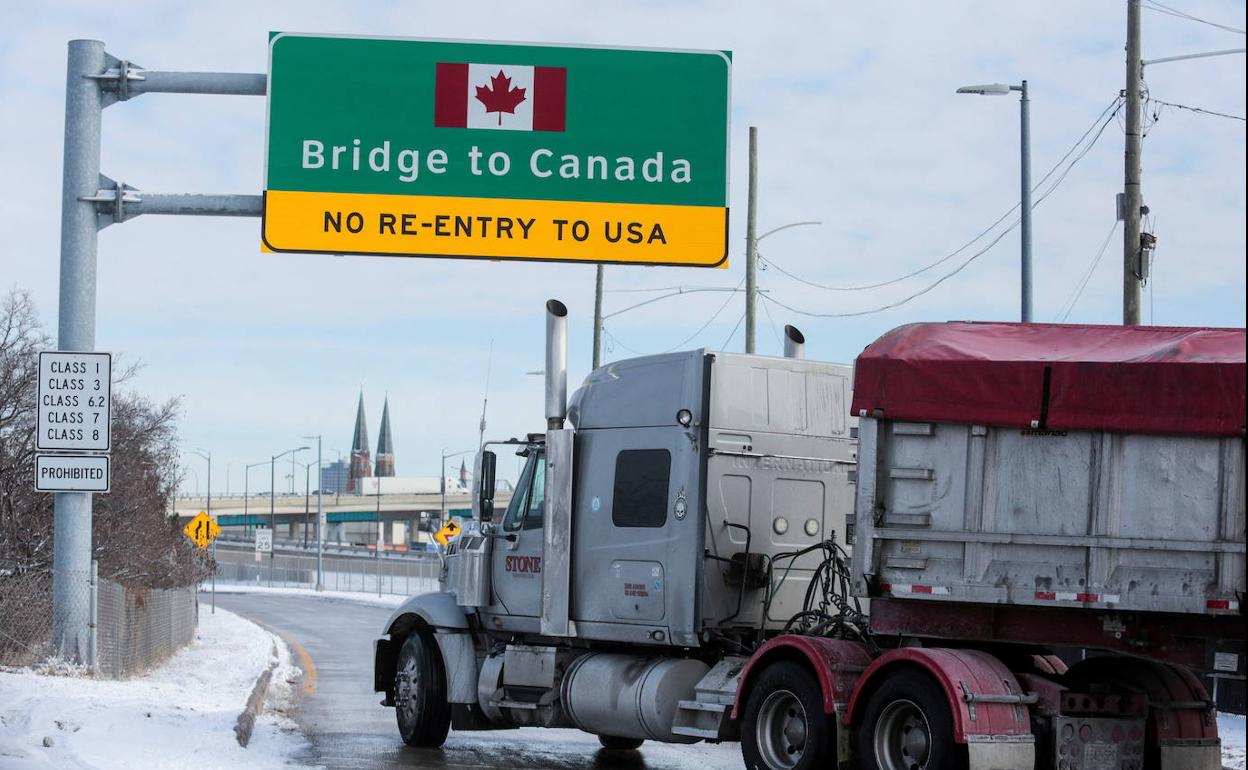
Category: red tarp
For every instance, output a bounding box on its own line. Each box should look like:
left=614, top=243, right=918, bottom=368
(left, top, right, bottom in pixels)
left=851, top=322, right=1246, bottom=436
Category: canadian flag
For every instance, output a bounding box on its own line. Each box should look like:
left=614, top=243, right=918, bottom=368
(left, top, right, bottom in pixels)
left=434, top=62, right=566, bottom=132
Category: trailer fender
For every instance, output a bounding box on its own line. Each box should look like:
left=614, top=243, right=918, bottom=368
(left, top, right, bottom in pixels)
left=732, top=636, right=873, bottom=720
left=375, top=592, right=476, bottom=704
left=1063, top=656, right=1219, bottom=769
left=845, top=647, right=1033, bottom=742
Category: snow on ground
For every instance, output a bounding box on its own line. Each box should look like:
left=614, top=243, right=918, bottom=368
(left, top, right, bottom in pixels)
left=1222, top=712, right=1246, bottom=770
left=0, top=608, right=310, bottom=769
left=204, top=584, right=406, bottom=608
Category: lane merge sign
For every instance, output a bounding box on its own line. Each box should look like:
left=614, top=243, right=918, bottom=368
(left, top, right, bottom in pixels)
left=264, top=34, right=731, bottom=267
left=37, top=351, right=111, bottom=452
left=36, top=454, right=110, bottom=493
left=183, top=511, right=221, bottom=549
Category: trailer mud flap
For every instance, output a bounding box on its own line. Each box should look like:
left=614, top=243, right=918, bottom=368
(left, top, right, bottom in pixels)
left=966, top=735, right=1035, bottom=770
left=1159, top=742, right=1221, bottom=770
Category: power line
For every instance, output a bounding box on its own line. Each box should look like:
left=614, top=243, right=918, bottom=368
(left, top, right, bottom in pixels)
left=603, top=287, right=748, bottom=320
left=1141, top=0, right=1246, bottom=35
left=760, top=223, right=1017, bottom=319
left=659, top=275, right=747, bottom=353
left=1147, top=95, right=1245, bottom=122
left=720, top=311, right=747, bottom=350
left=760, top=99, right=1123, bottom=319
left=759, top=289, right=785, bottom=347
left=1056, top=220, right=1120, bottom=322
left=759, top=96, right=1124, bottom=293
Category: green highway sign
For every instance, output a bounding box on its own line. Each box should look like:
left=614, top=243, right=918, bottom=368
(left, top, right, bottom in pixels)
left=264, top=34, right=731, bottom=267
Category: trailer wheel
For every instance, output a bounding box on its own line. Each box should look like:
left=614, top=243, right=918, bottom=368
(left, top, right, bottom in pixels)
left=856, top=669, right=963, bottom=770
left=598, top=735, right=644, bottom=750
left=741, top=661, right=834, bottom=770
left=394, top=631, right=451, bottom=748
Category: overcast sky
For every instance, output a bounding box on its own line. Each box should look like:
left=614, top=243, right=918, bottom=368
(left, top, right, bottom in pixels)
left=2, top=1, right=1244, bottom=494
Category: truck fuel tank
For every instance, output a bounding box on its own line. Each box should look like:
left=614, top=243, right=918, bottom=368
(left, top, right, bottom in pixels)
left=561, top=653, right=709, bottom=743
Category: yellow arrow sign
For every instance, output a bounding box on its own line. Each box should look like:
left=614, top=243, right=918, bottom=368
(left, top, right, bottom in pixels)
left=434, top=519, right=462, bottom=547
left=183, top=511, right=221, bottom=550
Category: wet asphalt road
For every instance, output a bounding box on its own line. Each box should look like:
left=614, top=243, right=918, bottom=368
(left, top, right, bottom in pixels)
left=215, top=592, right=745, bottom=770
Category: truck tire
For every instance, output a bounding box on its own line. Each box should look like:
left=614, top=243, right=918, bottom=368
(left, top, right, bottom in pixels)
left=394, top=631, right=451, bottom=748
left=598, top=735, right=644, bottom=750
left=741, top=660, right=835, bottom=770
left=856, top=669, right=964, bottom=770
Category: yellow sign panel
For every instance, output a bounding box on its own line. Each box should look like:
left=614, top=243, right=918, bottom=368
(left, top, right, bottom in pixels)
left=183, top=511, right=221, bottom=550
left=262, top=191, right=727, bottom=268
left=434, top=519, right=462, bottom=547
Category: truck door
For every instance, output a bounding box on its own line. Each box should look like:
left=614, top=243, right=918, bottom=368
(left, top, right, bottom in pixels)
left=490, top=450, right=545, bottom=618
left=571, top=426, right=703, bottom=647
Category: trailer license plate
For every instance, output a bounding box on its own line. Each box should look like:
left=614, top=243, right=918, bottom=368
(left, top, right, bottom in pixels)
left=1085, top=742, right=1118, bottom=770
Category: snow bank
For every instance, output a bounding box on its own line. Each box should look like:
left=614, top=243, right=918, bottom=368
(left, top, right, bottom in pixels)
left=1223, top=712, right=1246, bottom=770
left=205, top=584, right=406, bottom=608
left=0, top=608, right=309, bottom=769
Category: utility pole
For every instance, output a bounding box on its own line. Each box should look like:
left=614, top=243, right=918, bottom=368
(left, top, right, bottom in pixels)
left=1018, top=81, right=1033, bottom=323
left=745, top=126, right=759, bottom=354
left=592, top=264, right=604, bottom=368
left=1123, top=0, right=1144, bottom=325
left=303, top=435, right=323, bottom=591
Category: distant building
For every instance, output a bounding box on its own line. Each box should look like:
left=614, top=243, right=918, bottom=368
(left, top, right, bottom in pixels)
left=319, top=459, right=349, bottom=494
left=375, top=396, right=396, bottom=477
left=348, top=391, right=372, bottom=492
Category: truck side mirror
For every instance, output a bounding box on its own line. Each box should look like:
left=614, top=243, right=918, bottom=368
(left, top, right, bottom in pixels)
left=478, top=450, right=497, bottom=522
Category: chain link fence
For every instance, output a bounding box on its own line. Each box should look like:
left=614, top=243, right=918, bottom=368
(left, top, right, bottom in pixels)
left=0, top=558, right=197, bottom=677
left=213, top=548, right=441, bottom=596
left=95, top=579, right=198, bottom=678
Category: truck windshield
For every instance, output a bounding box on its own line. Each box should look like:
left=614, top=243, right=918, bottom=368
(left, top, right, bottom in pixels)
left=502, top=451, right=545, bottom=531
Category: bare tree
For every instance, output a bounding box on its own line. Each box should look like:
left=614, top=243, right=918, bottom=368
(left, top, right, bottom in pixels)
left=0, top=288, right=210, bottom=586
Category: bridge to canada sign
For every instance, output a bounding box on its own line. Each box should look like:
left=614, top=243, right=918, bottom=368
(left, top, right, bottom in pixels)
left=263, top=34, right=731, bottom=267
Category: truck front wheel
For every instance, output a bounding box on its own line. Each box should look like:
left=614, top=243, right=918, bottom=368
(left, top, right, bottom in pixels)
left=856, top=669, right=963, bottom=770
left=741, top=661, right=835, bottom=770
left=394, top=631, right=451, bottom=748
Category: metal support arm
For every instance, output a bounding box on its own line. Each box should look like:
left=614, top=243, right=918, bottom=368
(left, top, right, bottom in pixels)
left=89, top=56, right=265, bottom=103
left=82, top=176, right=261, bottom=227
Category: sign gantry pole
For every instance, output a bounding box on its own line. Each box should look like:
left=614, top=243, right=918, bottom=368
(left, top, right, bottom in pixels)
left=52, top=40, right=265, bottom=662
left=53, top=39, right=106, bottom=661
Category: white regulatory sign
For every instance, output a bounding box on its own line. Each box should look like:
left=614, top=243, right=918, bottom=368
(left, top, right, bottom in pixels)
left=35, top=454, right=110, bottom=492
left=255, top=529, right=273, bottom=553
left=37, top=351, right=112, bottom=452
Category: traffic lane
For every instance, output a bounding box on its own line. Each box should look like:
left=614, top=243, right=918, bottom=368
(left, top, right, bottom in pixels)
left=215, top=592, right=745, bottom=770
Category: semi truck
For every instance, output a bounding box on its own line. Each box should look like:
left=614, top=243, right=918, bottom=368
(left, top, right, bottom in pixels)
left=374, top=300, right=1245, bottom=770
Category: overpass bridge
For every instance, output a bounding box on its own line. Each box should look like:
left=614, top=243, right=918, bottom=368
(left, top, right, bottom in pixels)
left=173, top=490, right=512, bottom=547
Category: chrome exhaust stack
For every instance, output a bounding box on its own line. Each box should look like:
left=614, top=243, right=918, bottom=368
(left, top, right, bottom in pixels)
left=783, top=324, right=806, bottom=359
left=545, top=299, right=568, bottom=431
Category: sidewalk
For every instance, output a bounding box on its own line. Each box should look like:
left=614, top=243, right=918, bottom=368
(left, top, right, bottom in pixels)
left=0, top=608, right=310, bottom=769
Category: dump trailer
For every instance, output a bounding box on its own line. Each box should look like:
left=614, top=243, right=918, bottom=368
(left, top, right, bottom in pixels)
left=374, top=303, right=1245, bottom=770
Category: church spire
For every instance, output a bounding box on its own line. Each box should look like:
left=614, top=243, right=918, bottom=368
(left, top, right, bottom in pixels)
left=347, top=389, right=372, bottom=492
left=375, top=396, right=395, bottom=477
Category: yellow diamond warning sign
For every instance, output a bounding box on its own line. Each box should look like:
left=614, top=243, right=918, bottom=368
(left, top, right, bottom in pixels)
left=434, top=519, right=462, bottom=547
left=183, top=511, right=221, bottom=550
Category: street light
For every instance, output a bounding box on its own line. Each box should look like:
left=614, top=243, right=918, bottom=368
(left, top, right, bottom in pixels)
left=270, top=446, right=309, bottom=571
left=745, top=220, right=821, bottom=354
left=304, top=435, right=324, bottom=591
left=441, top=447, right=476, bottom=530
left=244, top=461, right=267, bottom=537
left=957, top=80, right=1033, bottom=322
left=189, top=448, right=214, bottom=614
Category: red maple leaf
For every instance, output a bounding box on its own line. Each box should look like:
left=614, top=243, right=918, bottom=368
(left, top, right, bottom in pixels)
left=475, top=70, right=527, bottom=125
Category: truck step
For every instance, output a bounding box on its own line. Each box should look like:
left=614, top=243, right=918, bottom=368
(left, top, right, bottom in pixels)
left=677, top=699, right=728, bottom=713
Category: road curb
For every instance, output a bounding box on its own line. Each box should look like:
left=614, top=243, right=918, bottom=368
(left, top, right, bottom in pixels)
left=233, top=642, right=279, bottom=748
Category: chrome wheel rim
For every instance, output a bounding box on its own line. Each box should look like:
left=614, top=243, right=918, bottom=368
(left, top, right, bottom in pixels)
left=396, top=656, right=418, bottom=722
left=873, top=699, right=931, bottom=770
left=755, top=689, right=808, bottom=769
